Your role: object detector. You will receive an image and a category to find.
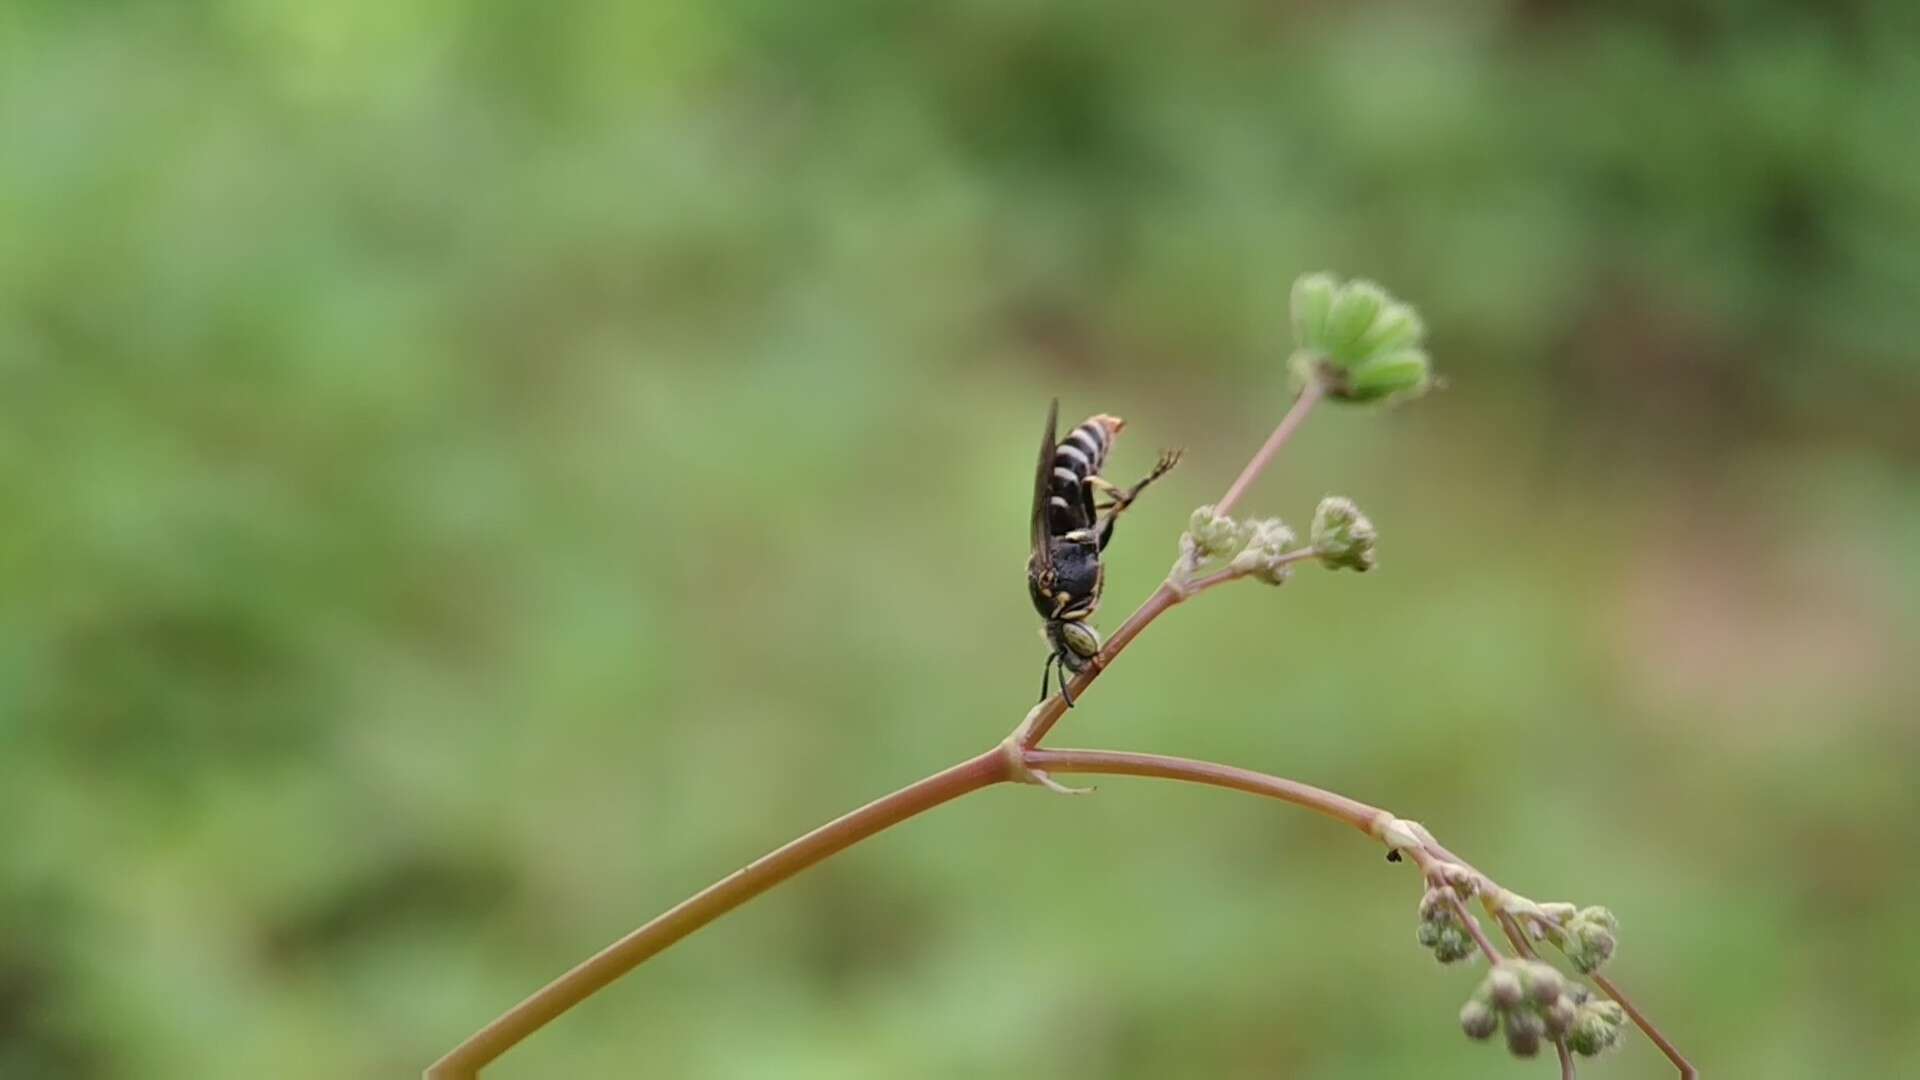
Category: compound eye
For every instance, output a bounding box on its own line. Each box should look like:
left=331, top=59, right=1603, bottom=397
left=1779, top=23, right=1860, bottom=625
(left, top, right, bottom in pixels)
left=1059, top=621, right=1101, bottom=659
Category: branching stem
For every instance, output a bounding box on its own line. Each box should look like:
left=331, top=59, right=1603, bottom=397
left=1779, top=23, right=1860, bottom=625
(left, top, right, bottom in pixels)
left=428, top=383, right=1692, bottom=1080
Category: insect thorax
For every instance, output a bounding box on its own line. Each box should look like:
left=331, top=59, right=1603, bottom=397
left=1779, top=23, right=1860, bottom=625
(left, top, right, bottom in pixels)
left=1029, top=537, right=1102, bottom=620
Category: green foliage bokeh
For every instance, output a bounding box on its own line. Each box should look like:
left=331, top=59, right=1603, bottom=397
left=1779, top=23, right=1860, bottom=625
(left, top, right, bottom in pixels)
left=4, top=2, right=1918, bottom=1077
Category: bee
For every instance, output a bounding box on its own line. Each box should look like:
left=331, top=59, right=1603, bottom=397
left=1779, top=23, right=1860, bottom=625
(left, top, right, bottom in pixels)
left=1027, top=399, right=1181, bottom=705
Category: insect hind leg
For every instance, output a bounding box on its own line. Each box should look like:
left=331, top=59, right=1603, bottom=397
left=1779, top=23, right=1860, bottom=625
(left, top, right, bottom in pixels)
left=1095, top=448, right=1183, bottom=551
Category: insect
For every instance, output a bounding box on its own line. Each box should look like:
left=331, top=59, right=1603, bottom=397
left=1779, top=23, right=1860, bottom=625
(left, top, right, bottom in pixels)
left=1027, top=399, right=1181, bottom=706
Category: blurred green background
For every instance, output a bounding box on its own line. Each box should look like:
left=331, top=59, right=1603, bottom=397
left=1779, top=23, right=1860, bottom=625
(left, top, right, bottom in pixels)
left=5, top=2, right=1918, bottom=1077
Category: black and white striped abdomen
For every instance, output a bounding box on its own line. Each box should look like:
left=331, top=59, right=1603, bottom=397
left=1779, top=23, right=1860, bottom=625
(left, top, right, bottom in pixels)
left=1046, top=414, right=1123, bottom=535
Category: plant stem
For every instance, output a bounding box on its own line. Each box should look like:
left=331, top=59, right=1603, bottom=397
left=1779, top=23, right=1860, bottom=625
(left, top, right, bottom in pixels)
left=1441, top=888, right=1504, bottom=966
left=425, top=748, right=1010, bottom=1079
left=1013, top=581, right=1181, bottom=748
left=1214, top=380, right=1323, bottom=519
left=1019, top=747, right=1383, bottom=835
left=1592, top=973, right=1698, bottom=1080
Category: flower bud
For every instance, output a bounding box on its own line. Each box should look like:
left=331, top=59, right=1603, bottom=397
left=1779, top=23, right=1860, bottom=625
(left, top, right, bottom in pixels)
left=1521, top=961, right=1565, bottom=1005
left=1290, top=273, right=1337, bottom=352
left=1504, top=1010, right=1544, bottom=1059
left=1186, top=505, right=1245, bottom=560
left=1355, top=300, right=1426, bottom=358
left=1418, top=887, right=1446, bottom=923
left=1567, top=1000, right=1625, bottom=1057
left=1563, top=906, right=1619, bottom=974
left=1539, top=902, right=1578, bottom=924
left=1485, top=967, right=1523, bottom=1010
left=1342, top=348, right=1433, bottom=404
left=1460, top=999, right=1499, bottom=1041
left=1543, top=997, right=1578, bottom=1037
left=1322, top=281, right=1388, bottom=360
left=1311, top=496, right=1377, bottom=572
left=1432, top=924, right=1475, bottom=964
left=1440, top=863, right=1477, bottom=897
left=1230, top=518, right=1299, bottom=585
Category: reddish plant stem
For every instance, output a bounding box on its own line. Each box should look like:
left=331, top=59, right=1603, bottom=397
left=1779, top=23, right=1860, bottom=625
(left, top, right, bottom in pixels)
left=1215, top=379, right=1325, bottom=518
left=1555, top=1030, right=1578, bottom=1080
left=1592, top=973, right=1698, bottom=1080
left=1441, top=888, right=1505, bottom=966
left=1015, top=582, right=1181, bottom=748
left=425, top=748, right=1010, bottom=1079
left=1021, top=747, right=1383, bottom=835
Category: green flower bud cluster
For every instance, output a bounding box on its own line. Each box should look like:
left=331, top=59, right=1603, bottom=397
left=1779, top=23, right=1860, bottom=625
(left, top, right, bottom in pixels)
left=1230, top=518, right=1299, bottom=585
left=1310, top=496, right=1376, bottom=573
left=1567, top=997, right=1627, bottom=1056
left=1415, top=885, right=1475, bottom=965
left=1177, top=506, right=1304, bottom=586
left=1187, top=505, right=1251, bottom=560
left=1289, top=273, right=1434, bottom=405
left=1458, top=961, right=1571, bottom=1059
left=1537, top=904, right=1619, bottom=974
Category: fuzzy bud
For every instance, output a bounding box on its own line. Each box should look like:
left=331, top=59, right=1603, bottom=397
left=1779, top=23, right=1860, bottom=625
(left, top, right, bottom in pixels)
left=1186, top=505, right=1246, bottom=560
left=1563, top=906, right=1619, bottom=974
left=1229, top=518, right=1299, bottom=585
left=1520, top=961, right=1566, bottom=1006
left=1485, top=968, right=1523, bottom=1010
left=1543, top=997, right=1579, bottom=1038
left=1418, top=887, right=1446, bottom=923
left=1311, top=496, right=1377, bottom=572
left=1568, top=1000, right=1626, bottom=1057
left=1539, top=902, right=1579, bottom=924
left=1442, top=864, right=1476, bottom=894
left=1504, top=1010, right=1544, bottom=1059
left=1432, top=924, right=1475, bottom=964
left=1460, top=999, right=1499, bottom=1041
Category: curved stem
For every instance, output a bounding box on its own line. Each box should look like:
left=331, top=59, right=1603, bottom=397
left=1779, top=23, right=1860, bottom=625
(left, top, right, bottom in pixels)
left=1020, top=747, right=1383, bottom=835
left=426, top=748, right=1010, bottom=1079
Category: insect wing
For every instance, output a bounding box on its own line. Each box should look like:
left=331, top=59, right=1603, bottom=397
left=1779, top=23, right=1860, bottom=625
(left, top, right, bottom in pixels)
left=1029, top=398, right=1060, bottom=577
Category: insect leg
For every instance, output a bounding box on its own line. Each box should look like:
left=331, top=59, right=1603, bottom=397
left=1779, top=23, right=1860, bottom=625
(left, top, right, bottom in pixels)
left=1059, top=657, right=1077, bottom=708
left=1095, top=449, right=1182, bottom=551
left=1038, top=651, right=1056, bottom=702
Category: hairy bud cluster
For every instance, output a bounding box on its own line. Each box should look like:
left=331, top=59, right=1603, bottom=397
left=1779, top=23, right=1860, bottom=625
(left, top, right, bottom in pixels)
left=1230, top=518, right=1299, bottom=585
left=1460, top=961, right=1625, bottom=1060
left=1415, top=885, right=1476, bottom=965
left=1288, top=273, right=1434, bottom=405
left=1310, top=496, right=1377, bottom=573
left=1176, top=506, right=1299, bottom=586
left=1535, top=903, right=1619, bottom=974
left=1186, top=505, right=1249, bottom=559
left=1561, top=906, right=1619, bottom=974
